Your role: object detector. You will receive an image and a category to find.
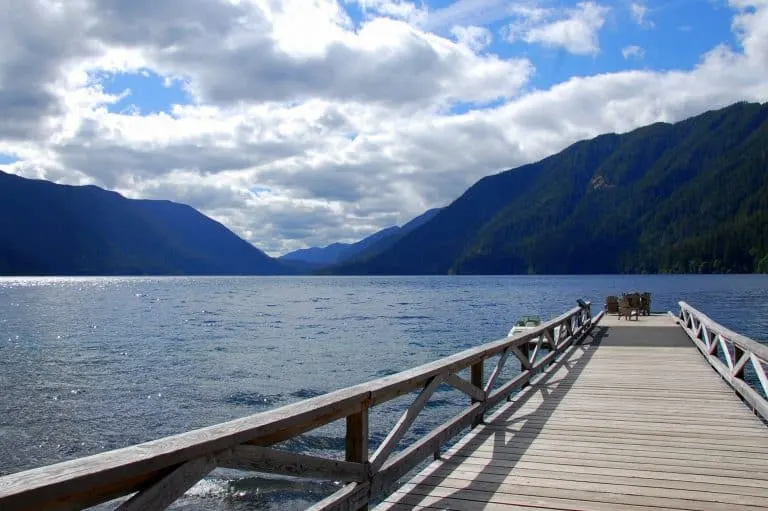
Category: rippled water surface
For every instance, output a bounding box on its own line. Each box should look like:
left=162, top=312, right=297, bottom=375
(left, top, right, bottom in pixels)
left=2, top=275, right=767, bottom=508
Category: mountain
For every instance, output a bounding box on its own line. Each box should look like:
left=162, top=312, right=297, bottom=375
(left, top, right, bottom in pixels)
left=333, top=101, right=768, bottom=275
left=0, top=171, right=291, bottom=275
left=280, top=227, right=399, bottom=266
left=280, top=208, right=441, bottom=267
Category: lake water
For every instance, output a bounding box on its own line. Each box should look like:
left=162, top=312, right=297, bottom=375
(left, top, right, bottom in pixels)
left=2, top=275, right=767, bottom=509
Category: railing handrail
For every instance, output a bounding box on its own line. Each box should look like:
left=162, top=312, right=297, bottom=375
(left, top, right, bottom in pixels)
left=0, top=302, right=596, bottom=511
left=679, top=301, right=768, bottom=361
left=677, top=301, right=768, bottom=422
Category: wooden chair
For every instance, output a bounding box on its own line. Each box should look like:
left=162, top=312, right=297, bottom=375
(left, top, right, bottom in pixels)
left=618, top=296, right=639, bottom=320
left=640, top=292, right=652, bottom=316
left=605, top=296, right=619, bottom=314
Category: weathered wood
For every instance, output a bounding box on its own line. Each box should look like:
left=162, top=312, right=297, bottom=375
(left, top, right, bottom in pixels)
left=346, top=410, right=369, bottom=464
left=444, top=373, right=485, bottom=402
left=680, top=302, right=768, bottom=361
left=220, top=445, right=367, bottom=482
left=753, top=354, right=768, bottom=398
left=370, top=374, right=444, bottom=472
left=470, top=359, right=485, bottom=427
left=510, top=345, right=532, bottom=370
left=734, top=345, right=747, bottom=378
left=484, top=347, right=510, bottom=394
left=308, top=482, right=371, bottom=511
left=470, top=361, right=484, bottom=395
left=370, top=404, right=483, bottom=496
left=484, top=313, right=595, bottom=410
left=345, top=410, right=369, bottom=511
left=377, top=311, right=768, bottom=511
left=679, top=302, right=768, bottom=421
left=117, top=455, right=215, bottom=511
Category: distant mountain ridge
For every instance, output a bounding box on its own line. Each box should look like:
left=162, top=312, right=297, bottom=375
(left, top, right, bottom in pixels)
left=332, top=101, right=768, bottom=275
left=280, top=208, right=442, bottom=267
left=5, top=102, right=766, bottom=277
left=0, top=171, right=290, bottom=275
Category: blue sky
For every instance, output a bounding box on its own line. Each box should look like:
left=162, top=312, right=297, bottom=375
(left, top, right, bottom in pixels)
left=94, top=0, right=738, bottom=118
left=100, top=70, right=191, bottom=116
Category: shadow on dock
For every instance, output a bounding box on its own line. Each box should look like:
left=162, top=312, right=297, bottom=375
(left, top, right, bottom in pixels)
left=384, top=325, right=609, bottom=508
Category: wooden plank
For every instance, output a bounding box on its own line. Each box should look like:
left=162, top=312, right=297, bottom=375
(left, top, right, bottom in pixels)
left=484, top=419, right=768, bottom=439
left=493, top=413, right=766, bottom=430
left=451, top=435, right=768, bottom=460
left=484, top=347, right=510, bottom=393
left=381, top=495, right=545, bottom=511
left=509, top=345, right=532, bottom=370
left=509, top=408, right=761, bottom=422
left=308, top=482, right=370, bottom=511
left=346, top=410, right=369, bottom=464
left=441, top=442, right=768, bottom=471
left=414, top=462, right=768, bottom=499
left=440, top=450, right=768, bottom=479
left=117, top=456, right=214, bottom=511
left=444, top=373, right=484, bottom=402
left=399, top=477, right=764, bottom=511
left=220, top=445, right=366, bottom=482
left=478, top=425, right=768, bottom=450
left=370, top=375, right=444, bottom=472
left=387, top=483, right=693, bottom=511
left=407, top=471, right=768, bottom=505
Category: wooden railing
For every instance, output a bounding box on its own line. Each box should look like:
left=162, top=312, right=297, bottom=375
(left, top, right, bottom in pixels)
left=0, top=303, right=595, bottom=511
left=677, top=301, right=768, bottom=421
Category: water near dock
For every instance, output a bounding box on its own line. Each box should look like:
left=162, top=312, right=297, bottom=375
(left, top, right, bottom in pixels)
left=2, top=275, right=768, bottom=509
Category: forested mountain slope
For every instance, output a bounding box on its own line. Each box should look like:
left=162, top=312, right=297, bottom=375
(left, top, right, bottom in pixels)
left=333, top=101, right=768, bottom=274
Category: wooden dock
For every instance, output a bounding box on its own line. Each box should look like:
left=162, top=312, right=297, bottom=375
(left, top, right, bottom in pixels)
left=0, top=302, right=766, bottom=511
left=377, top=313, right=768, bottom=510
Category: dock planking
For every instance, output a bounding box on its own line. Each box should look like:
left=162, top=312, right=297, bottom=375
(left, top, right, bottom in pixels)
left=377, top=314, right=768, bottom=511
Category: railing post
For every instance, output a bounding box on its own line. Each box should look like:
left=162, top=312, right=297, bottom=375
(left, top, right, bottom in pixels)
left=734, top=345, right=746, bottom=378
left=471, top=360, right=484, bottom=427
left=520, top=343, right=531, bottom=389
left=346, top=409, right=369, bottom=510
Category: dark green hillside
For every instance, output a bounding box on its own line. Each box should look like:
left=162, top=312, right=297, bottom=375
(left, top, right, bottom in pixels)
left=0, top=171, right=290, bottom=275
left=333, top=101, right=768, bottom=275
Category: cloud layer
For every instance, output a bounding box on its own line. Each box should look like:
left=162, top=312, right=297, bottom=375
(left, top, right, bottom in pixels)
left=1, top=0, right=767, bottom=255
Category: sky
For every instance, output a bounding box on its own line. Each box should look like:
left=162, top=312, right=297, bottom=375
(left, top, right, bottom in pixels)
left=0, top=0, right=766, bottom=256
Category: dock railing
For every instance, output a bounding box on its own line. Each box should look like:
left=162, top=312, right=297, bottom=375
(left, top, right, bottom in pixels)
left=0, top=302, right=596, bottom=511
left=677, top=301, right=768, bottom=421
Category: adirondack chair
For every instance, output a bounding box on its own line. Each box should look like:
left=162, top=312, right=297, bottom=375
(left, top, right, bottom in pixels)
left=618, top=296, right=639, bottom=320
left=640, top=292, right=652, bottom=315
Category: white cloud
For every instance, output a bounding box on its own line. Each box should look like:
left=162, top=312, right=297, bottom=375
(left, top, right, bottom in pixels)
left=630, top=2, right=654, bottom=28
left=1, top=0, right=768, bottom=256
left=622, top=45, right=645, bottom=59
left=504, top=1, right=610, bottom=56
left=450, top=25, right=493, bottom=51
left=730, top=0, right=768, bottom=65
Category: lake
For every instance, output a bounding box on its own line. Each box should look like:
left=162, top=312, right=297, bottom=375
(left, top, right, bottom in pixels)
left=2, top=275, right=767, bottom=509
